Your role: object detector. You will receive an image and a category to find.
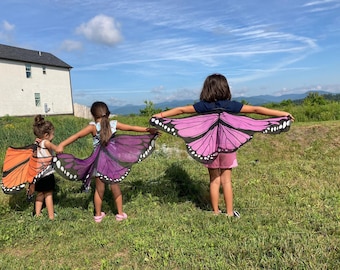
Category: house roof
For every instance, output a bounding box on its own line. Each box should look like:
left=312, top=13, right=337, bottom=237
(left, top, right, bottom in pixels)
left=0, top=43, right=72, bottom=69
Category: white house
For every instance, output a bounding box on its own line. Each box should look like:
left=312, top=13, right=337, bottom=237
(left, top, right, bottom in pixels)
left=0, top=44, right=73, bottom=117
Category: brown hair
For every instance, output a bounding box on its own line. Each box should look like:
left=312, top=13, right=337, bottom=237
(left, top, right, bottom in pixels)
left=199, top=73, right=232, bottom=102
left=90, top=101, right=112, bottom=146
left=33, top=115, right=54, bottom=139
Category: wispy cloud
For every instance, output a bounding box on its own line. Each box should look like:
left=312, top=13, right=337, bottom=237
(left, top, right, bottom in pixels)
left=303, top=0, right=340, bottom=12
left=60, top=40, right=83, bottom=52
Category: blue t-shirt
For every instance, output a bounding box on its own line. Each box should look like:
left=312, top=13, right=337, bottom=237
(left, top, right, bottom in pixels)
left=193, top=100, right=243, bottom=114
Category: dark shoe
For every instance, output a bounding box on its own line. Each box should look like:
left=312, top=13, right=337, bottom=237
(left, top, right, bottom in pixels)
left=26, top=184, right=35, bottom=202
left=226, top=211, right=240, bottom=218
left=233, top=211, right=240, bottom=218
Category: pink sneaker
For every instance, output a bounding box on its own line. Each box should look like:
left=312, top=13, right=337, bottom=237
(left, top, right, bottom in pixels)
left=115, top=213, right=128, bottom=221
left=94, top=212, right=106, bottom=223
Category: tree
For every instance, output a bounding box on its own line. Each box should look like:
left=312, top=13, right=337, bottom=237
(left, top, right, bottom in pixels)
left=303, top=92, right=327, bottom=106
left=279, top=99, right=293, bottom=107
left=139, top=100, right=162, bottom=116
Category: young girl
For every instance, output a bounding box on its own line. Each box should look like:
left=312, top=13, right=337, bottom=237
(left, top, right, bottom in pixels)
left=56, top=101, right=158, bottom=223
left=31, top=115, right=58, bottom=220
left=152, top=73, right=294, bottom=217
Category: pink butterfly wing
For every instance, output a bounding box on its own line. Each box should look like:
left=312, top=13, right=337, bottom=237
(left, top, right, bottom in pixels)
left=217, top=125, right=253, bottom=153
left=150, top=112, right=291, bottom=164
left=159, top=114, right=219, bottom=138
left=150, top=115, right=220, bottom=163
left=220, top=112, right=291, bottom=133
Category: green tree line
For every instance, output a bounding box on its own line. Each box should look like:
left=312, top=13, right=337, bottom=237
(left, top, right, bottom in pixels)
left=140, top=93, right=340, bottom=122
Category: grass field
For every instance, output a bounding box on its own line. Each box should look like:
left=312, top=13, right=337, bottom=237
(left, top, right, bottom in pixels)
left=0, top=115, right=339, bottom=269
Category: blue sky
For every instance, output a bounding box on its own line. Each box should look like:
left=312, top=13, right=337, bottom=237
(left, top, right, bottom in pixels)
left=1, top=0, right=340, bottom=107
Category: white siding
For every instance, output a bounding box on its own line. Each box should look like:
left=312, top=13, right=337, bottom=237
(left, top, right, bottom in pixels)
left=0, top=59, right=73, bottom=117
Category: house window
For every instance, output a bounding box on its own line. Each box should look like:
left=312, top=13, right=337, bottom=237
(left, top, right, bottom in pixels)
left=42, top=66, right=46, bottom=74
left=34, top=93, right=41, bottom=107
left=26, top=64, right=31, bottom=78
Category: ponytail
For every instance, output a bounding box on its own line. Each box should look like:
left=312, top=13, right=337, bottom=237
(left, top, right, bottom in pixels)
left=90, top=101, right=112, bottom=146
left=99, top=115, right=111, bottom=146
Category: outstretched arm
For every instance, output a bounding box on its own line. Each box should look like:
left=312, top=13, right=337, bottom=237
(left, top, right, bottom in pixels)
left=116, top=122, right=158, bottom=134
left=240, top=105, right=295, bottom=120
left=56, top=125, right=95, bottom=153
left=44, top=140, right=59, bottom=153
left=153, top=105, right=196, bottom=118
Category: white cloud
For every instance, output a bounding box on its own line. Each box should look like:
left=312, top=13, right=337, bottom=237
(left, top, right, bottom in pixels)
left=76, top=14, right=122, bottom=46
left=60, top=40, right=83, bottom=51
left=3, top=20, right=15, bottom=31
left=0, top=20, right=15, bottom=42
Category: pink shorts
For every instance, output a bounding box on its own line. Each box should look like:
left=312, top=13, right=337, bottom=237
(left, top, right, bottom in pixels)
left=204, top=152, right=238, bottom=169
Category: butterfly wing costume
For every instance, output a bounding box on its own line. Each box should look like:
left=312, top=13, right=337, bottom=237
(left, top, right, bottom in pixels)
left=1, top=143, right=53, bottom=194
left=54, top=133, right=158, bottom=190
left=149, top=110, right=291, bottom=164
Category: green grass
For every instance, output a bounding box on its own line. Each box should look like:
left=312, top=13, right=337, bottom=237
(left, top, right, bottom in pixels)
left=0, top=116, right=339, bottom=269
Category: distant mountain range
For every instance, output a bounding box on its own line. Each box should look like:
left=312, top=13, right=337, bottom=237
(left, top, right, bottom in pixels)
left=109, top=90, right=331, bottom=115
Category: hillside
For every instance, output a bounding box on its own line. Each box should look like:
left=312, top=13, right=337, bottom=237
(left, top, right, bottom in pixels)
left=109, top=90, right=334, bottom=115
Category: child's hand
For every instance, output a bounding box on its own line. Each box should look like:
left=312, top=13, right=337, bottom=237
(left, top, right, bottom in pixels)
left=55, top=145, right=64, bottom=154
left=287, top=114, right=295, bottom=121
left=147, top=128, right=160, bottom=135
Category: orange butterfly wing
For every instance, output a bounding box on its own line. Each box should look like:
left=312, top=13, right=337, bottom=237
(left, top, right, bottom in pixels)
left=1, top=145, right=52, bottom=194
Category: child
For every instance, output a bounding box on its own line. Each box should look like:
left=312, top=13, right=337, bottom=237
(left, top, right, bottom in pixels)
left=152, top=73, right=294, bottom=217
left=56, top=101, right=158, bottom=222
left=31, top=115, right=58, bottom=220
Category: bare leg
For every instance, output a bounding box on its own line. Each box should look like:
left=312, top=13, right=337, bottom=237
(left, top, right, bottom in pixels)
left=44, top=191, right=55, bottom=220
left=208, top=168, right=221, bottom=214
left=110, top=183, right=123, bottom=215
left=27, top=183, right=35, bottom=199
left=220, top=169, right=233, bottom=216
left=35, top=192, right=44, bottom=216
left=94, top=177, right=105, bottom=216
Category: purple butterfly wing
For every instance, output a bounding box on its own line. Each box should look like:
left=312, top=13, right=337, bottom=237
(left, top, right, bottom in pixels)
left=53, top=151, right=97, bottom=190
left=95, top=134, right=158, bottom=183
left=54, top=133, right=158, bottom=188
left=150, top=112, right=291, bottom=164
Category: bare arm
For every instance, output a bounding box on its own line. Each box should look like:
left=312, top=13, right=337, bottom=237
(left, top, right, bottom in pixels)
left=44, top=140, right=59, bottom=153
left=241, top=105, right=294, bottom=120
left=56, top=125, right=95, bottom=153
left=116, top=122, right=158, bottom=134
left=153, top=105, right=196, bottom=118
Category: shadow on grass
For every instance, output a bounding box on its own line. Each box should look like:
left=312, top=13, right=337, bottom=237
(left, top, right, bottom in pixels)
left=122, top=162, right=211, bottom=211
left=164, top=162, right=210, bottom=209
left=6, top=179, right=93, bottom=214
left=7, top=192, right=31, bottom=212
left=6, top=162, right=211, bottom=214
left=55, top=180, right=93, bottom=209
